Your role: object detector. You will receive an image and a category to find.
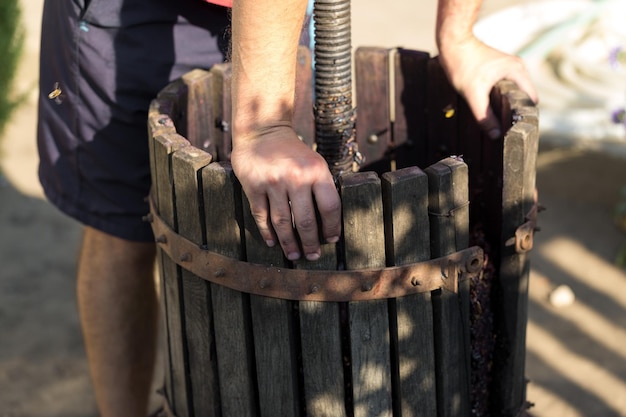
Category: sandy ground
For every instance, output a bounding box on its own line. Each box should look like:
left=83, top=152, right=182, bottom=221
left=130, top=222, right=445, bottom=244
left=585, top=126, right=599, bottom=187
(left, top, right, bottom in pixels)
left=1, top=0, right=625, bottom=416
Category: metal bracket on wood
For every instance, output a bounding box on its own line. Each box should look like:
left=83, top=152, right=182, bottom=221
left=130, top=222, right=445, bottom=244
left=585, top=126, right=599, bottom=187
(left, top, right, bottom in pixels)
left=505, top=201, right=545, bottom=254
left=147, top=196, right=483, bottom=302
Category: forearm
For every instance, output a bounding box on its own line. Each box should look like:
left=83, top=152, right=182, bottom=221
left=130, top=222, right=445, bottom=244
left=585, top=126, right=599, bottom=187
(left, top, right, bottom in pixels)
left=436, top=0, right=482, bottom=51
left=229, top=0, right=341, bottom=262
left=231, top=0, right=308, bottom=141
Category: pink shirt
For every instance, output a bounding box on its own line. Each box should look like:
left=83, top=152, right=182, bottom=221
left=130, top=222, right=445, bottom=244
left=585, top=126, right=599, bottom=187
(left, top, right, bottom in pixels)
left=206, top=0, right=232, bottom=8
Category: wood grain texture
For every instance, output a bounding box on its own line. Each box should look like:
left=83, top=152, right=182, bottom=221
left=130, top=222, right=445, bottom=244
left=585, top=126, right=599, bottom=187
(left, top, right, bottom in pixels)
left=147, top=100, right=177, bottom=407
left=355, top=47, right=392, bottom=172
left=425, top=157, right=470, bottom=417
left=296, top=242, right=345, bottom=417
left=210, top=64, right=232, bottom=161
left=172, top=147, right=222, bottom=417
left=495, top=119, right=539, bottom=416
left=156, top=78, right=188, bottom=134
left=152, top=133, right=190, bottom=417
left=203, top=162, right=258, bottom=417
left=382, top=166, right=437, bottom=417
left=242, top=194, right=300, bottom=417
left=340, top=172, right=392, bottom=417
left=180, top=69, right=216, bottom=154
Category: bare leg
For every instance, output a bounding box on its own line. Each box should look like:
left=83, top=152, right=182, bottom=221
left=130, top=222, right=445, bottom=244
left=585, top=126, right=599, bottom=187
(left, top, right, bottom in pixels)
left=77, top=226, right=158, bottom=417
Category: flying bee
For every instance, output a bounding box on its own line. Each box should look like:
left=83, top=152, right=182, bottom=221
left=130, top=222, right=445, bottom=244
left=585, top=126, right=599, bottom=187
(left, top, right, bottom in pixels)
left=48, top=82, right=64, bottom=104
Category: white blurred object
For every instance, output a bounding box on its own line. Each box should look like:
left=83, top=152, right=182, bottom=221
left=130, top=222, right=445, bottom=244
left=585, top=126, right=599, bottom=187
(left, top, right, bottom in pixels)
left=475, top=0, right=626, bottom=144
left=549, top=284, right=576, bottom=307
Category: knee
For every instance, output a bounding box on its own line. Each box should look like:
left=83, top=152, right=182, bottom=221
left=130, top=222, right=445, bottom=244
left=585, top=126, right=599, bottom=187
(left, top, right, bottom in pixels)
left=79, top=226, right=157, bottom=278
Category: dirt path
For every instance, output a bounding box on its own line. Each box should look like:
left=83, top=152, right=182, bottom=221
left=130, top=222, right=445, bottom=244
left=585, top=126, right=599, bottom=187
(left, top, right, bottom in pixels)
left=1, top=0, right=625, bottom=416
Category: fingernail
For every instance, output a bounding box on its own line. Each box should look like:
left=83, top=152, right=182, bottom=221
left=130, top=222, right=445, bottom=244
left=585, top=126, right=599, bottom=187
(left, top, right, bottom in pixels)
left=287, top=251, right=301, bottom=261
left=326, top=236, right=340, bottom=243
left=488, top=128, right=501, bottom=140
left=265, top=239, right=276, bottom=247
left=306, top=252, right=321, bottom=261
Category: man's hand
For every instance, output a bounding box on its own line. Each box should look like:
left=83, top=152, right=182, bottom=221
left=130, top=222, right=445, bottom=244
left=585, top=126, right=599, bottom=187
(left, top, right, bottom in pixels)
left=230, top=0, right=340, bottom=261
left=436, top=0, right=538, bottom=139
left=439, top=37, right=538, bottom=139
left=231, top=125, right=341, bottom=261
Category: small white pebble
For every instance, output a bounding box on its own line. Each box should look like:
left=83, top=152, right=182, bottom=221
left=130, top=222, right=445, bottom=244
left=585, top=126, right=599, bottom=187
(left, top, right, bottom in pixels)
left=549, top=285, right=575, bottom=307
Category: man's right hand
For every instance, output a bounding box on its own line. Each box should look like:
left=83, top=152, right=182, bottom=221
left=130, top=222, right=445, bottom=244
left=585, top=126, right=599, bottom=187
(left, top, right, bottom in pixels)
left=230, top=124, right=342, bottom=262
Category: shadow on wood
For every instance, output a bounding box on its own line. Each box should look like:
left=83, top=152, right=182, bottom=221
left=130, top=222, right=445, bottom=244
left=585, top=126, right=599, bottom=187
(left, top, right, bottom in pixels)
left=147, top=46, right=539, bottom=417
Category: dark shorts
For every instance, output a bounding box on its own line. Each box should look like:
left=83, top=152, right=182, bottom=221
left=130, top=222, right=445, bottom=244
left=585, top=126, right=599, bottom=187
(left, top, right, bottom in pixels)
left=37, top=0, right=231, bottom=242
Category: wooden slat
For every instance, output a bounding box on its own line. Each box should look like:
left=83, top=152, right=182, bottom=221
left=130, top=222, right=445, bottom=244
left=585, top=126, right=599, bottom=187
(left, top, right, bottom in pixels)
left=148, top=98, right=177, bottom=139
left=148, top=97, right=177, bottom=219
left=381, top=166, right=436, bottom=416
left=147, top=98, right=177, bottom=407
left=157, top=79, right=188, bottom=134
left=393, top=48, right=430, bottom=169
left=425, top=157, right=470, bottom=417
left=450, top=159, right=472, bottom=397
left=172, top=147, right=222, bottom=417
left=243, top=196, right=300, bottom=417
left=355, top=47, right=392, bottom=172
left=456, top=98, right=489, bottom=241
left=340, top=172, right=392, bottom=417
left=477, top=82, right=507, bottom=416
left=485, top=81, right=539, bottom=416
left=493, top=120, right=539, bottom=416
left=493, top=79, right=517, bottom=132
left=296, top=243, right=344, bottom=417
left=426, top=58, right=459, bottom=166
left=203, top=162, right=258, bottom=417
left=454, top=85, right=497, bottom=417
left=181, top=69, right=216, bottom=154
left=152, top=132, right=190, bottom=417
left=171, top=145, right=212, bottom=246
left=294, top=46, right=315, bottom=148
left=210, top=63, right=233, bottom=161
left=455, top=90, right=484, bottom=214
left=499, top=80, right=539, bottom=129
left=427, top=158, right=470, bottom=254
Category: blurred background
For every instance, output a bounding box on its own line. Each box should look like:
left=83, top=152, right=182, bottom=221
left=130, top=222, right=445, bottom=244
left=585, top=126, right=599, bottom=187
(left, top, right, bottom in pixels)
left=1, top=0, right=625, bottom=415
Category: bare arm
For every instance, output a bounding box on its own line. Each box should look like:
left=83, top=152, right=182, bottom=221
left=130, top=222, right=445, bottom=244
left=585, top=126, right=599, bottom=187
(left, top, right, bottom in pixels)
left=230, top=0, right=341, bottom=261
left=436, top=0, right=538, bottom=138
left=231, top=0, right=305, bottom=134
